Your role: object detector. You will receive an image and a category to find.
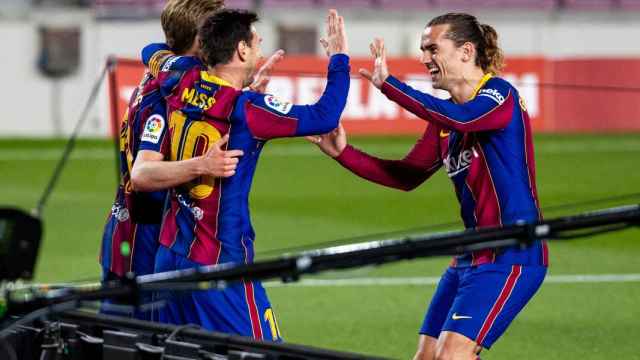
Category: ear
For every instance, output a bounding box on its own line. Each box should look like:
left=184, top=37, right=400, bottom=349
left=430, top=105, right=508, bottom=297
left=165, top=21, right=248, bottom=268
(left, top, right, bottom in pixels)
left=237, top=40, right=248, bottom=62
left=460, top=42, right=475, bottom=63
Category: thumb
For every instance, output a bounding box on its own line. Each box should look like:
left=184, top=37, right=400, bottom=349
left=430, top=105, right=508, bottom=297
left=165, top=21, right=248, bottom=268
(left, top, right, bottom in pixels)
left=359, top=68, right=373, bottom=81
left=212, top=134, right=229, bottom=151
left=305, top=135, right=321, bottom=144
left=319, top=38, right=329, bottom=49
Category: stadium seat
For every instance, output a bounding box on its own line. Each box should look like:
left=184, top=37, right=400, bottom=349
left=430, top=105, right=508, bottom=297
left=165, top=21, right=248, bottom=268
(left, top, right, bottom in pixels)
left=432, top=0, right=555, bottom=10
left=322, top=0, right=376, bottom=8
left=619, top=0, right=640, bottom=10
left=262, top=0, right=322, bottom=8
left=377, top=0, right=433, bottom=10
left=561, top=0, right=616, bottom=10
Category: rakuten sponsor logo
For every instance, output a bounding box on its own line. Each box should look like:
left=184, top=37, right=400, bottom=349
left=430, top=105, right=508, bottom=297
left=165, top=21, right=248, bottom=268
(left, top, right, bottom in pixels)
left=444, top=146, right=479, bottom=178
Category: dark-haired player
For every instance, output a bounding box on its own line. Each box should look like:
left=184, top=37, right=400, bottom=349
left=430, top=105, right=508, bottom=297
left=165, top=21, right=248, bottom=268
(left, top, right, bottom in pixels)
left=99, top=0, right=233, bottom=320
left=150, top=9, right=350, bottom=340
left=310, top=13, right=547, bottom=360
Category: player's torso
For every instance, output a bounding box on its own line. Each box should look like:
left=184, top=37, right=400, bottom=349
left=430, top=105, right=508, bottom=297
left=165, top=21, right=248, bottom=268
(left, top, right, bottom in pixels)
left=117, top=73, right=168, bottom=220
left=101, top=73, right=166, bottom=275
left=439, top=88, right=540, bottom=229
left=438, top=86, right=547, bottom=267
left=160, top=70, right=260, bottom=266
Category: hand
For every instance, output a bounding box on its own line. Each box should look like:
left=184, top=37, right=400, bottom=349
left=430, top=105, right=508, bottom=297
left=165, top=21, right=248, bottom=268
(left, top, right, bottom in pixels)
left=320, top=9, right=348, bottom=57
left=199, top=134, right=244, bottom=177
left=306, top=123, right=348, bottom=158
left=249, top=49, right=285, bottom=93
left=359, top=38, right=389, bottom=89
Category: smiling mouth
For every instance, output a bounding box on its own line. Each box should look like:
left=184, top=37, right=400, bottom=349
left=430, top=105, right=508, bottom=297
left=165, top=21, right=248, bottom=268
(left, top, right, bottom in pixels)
left=428, top=66, right=441, bottom=78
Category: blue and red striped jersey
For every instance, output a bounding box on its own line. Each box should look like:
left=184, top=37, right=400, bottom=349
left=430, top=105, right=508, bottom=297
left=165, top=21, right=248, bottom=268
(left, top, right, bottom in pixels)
left=100, top=48, right=201, bottom=277
left=156, top=54, right=350, bottom=266
left=337, top=74, right=548, bottom=267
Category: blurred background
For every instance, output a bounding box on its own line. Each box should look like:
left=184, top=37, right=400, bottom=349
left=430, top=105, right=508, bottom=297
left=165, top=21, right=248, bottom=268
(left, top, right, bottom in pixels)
left=2, top=0, right=640, bottom=137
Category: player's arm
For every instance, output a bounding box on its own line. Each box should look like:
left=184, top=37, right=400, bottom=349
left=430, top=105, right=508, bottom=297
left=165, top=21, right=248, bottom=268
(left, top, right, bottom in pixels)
left=381, top=76, right=513, bottom=132
left=129, top=106, right=242, bottom=192
left=360, top=38, right=514, bottom=132
left=241, top=9, right=350, bottom=139
left=309, top=123, right=442, bottom=191
left=242, top=54, right=349, bottom=139
left=131, top=135, right=241, bottom=192
left=141, top=43, right=202, bottom=77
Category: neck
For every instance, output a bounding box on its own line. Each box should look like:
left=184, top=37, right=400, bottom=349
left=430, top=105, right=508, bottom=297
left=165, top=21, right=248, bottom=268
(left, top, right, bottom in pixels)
left=448, top=67, right=487, bottom=104
left=208, top=63, right=245, bottom=90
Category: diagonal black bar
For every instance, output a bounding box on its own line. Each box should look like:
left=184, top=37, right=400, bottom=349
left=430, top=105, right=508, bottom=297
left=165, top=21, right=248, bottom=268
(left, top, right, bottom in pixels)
left=4, top=204, right=640, bottom=317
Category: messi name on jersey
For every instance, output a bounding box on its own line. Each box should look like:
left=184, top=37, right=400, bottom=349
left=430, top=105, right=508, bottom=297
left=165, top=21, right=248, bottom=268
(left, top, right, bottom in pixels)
left=181, top=87, right=216, bottom=110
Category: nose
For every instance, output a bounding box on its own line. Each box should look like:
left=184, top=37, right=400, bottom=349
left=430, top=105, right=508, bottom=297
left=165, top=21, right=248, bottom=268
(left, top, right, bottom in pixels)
left=421, top=51, right=432, bottom=65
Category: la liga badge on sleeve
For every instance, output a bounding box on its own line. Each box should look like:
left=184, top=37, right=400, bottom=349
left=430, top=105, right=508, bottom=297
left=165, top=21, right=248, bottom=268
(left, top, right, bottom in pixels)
left=264, top=95, right=293, bottom=114
left=141, top=114, right=165, bottom=144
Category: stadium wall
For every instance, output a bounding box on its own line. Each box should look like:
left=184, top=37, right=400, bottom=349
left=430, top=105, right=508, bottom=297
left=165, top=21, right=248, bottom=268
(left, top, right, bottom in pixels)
left=2, top=9, right=640, bottom=137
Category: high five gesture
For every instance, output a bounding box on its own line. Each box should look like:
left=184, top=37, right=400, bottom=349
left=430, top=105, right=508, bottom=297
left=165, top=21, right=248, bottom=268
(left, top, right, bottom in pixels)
left=359, top=38, right=389, bottom=89
left=320, top=9, right=349, bottom=57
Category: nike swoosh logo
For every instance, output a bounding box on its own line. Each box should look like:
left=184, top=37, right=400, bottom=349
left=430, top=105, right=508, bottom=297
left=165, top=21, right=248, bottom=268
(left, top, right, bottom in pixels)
left=440, top=130, right=450, bottom=138
left=452, top=313, right=472, bottom=320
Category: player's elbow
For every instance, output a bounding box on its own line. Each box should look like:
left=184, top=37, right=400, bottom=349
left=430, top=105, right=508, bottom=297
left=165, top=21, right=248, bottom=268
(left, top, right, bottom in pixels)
left=130, top=166, right=153, bottom=192
left=317, top=114, right=340, bottom=134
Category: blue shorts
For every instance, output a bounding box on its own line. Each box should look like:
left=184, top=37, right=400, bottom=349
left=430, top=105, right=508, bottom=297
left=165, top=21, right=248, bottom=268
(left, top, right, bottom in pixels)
left=100, top=222, right=160, bottom=321
left=101, top=217, right=160, bottom=276
left=420, top=264, right=546, bottom=349
left=153, top=245, right=282, bottom=341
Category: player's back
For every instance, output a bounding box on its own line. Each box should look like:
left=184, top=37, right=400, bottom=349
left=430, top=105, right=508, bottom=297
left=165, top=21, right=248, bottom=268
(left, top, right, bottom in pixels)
left=158, top=54, right=351, bottom=267
left=101, top=71, right=169, bottom=277
left=157, top=68, right=242, bottom=266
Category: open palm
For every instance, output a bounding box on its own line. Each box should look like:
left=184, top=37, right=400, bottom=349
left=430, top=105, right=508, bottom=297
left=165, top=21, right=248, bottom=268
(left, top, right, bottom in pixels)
left=359, top=38, right=389, bottom=89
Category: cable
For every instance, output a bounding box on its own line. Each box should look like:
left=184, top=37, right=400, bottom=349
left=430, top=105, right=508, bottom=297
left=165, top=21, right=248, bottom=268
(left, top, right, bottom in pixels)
left=166, top=324, right=202, bottom=341
left=33, top=61, right=111, bottom=218
left=256, top=192, right=640, bottom=257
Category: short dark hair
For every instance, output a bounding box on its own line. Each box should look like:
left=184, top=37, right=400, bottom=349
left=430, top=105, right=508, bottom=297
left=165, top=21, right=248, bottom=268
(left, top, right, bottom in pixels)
left=199, top=9, right=259, bottom=67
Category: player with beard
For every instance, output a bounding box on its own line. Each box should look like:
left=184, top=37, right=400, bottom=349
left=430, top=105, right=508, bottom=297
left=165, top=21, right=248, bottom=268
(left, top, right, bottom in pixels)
left=151, top=9, right=350, bottom=340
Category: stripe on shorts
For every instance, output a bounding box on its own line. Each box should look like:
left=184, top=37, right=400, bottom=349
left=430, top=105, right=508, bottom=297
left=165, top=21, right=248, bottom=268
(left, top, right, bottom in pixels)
left=475, top=265, right=522, bottom=345
left=244, top=281, right=263, bottom=340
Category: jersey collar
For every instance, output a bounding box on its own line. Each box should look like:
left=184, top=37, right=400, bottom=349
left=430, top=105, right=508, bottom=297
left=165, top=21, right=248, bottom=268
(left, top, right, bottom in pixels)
left=200, top=71, right=232, bottom=87
left=469, top=73, right=493, bottom=100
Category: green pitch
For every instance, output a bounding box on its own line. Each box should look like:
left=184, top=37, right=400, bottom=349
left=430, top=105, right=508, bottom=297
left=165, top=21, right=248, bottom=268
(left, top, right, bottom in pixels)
left=1, top=134, right=639, bottom=359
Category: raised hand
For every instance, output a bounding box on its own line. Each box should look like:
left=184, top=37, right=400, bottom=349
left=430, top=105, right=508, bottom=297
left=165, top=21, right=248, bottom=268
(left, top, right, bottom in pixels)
left=306, top=123, right=348, bottom=158
left=320, top=9, right=348, bottom=57
left=359, top=38, right=389, bottom=89
left=249, top=49, right=285, bottom=93
left=200, top=134, right=244, bottom=177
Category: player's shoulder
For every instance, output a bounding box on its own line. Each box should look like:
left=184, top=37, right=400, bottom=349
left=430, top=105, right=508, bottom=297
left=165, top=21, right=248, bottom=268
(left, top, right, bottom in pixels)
left=484, top=76, right=515, bottom=93
left=477, top=76, right=514, bottom=105
left=159, top=55, right=203, bottom=73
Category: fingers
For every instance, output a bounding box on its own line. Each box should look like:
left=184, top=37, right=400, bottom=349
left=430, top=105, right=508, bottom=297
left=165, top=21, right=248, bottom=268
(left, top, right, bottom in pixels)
left=319, top=38, right=328, bottom=50
left=262, top=49, right=285, bottom=71
left=213, top=134, right=229, bottom=149
left=250, top=77, right=269, bottom=92
left=327, top=9, right=337, bottom=36
left=306, top=135, right=322, bottom=144
left=224, top=156, right=238, bottom=165
left=359, top=68, right=373, bottom=81
left=224, top=149, right=244, bottom=158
